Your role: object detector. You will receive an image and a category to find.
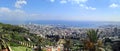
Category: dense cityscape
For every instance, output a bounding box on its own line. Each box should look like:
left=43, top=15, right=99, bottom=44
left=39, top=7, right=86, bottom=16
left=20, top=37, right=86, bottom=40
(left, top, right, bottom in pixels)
left=18, top=23, right=120, bottom=51
left=20, top=23, right=120, bottom=38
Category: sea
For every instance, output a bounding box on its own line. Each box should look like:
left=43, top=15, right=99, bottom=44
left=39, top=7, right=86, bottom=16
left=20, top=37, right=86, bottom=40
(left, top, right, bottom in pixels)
left=25, top=20, right=120, bottom=28
left=1, top=20, right=120, bottom=28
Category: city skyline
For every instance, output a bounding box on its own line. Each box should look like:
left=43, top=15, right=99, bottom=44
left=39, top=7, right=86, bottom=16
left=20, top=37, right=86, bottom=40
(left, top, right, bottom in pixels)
left=0, top=0, right=120, bottom=22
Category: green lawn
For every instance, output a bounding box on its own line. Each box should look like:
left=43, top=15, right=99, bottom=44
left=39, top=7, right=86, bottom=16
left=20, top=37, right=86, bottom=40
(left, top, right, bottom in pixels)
left=11, top=46, right=32, bottom=51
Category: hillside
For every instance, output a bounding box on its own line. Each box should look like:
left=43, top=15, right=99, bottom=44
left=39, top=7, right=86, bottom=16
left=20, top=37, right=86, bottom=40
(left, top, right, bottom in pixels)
left=0, top=23, right=53, bottom=51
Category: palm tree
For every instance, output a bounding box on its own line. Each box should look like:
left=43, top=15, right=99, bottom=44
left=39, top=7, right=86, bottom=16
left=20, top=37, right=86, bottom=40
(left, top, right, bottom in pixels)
left=64, top=39, right=72, bottom=50
left=84, top=29, right=103, bottom=51
left=36, top=36, right=43, bottom=51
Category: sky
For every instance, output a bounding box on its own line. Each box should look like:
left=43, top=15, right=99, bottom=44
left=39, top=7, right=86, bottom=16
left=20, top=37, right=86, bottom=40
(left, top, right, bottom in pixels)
left=0, top=0, right=120, bottom=23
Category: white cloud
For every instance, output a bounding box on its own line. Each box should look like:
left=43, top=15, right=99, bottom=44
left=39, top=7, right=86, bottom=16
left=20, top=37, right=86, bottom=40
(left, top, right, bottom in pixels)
left=79, top=4, right=96, bottom=10
left=0, top=7, right=11, bottom=13
left=0, top=7, right=60, bottom=21
left=85, top=6, right=96, bottom=10
left=109, top=3, right=119, bottom=8
left=50, top=0, right=96, bottom=10
left=60, top=0, right=67, bottom=4
left=50, top=0, right=55, bottom=2
left=68, top=0, right=88, bottom=4
left=67, top=0, right=96, bottom=10
left=15, top=0, right=27, bottom=8
left=0, top=7, right=25, bottom=14
left=79, top=4, right=84, bottom=7
left=50, top=0, right=87, bottom=4
left=0, top=7, right=28, bottom=21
